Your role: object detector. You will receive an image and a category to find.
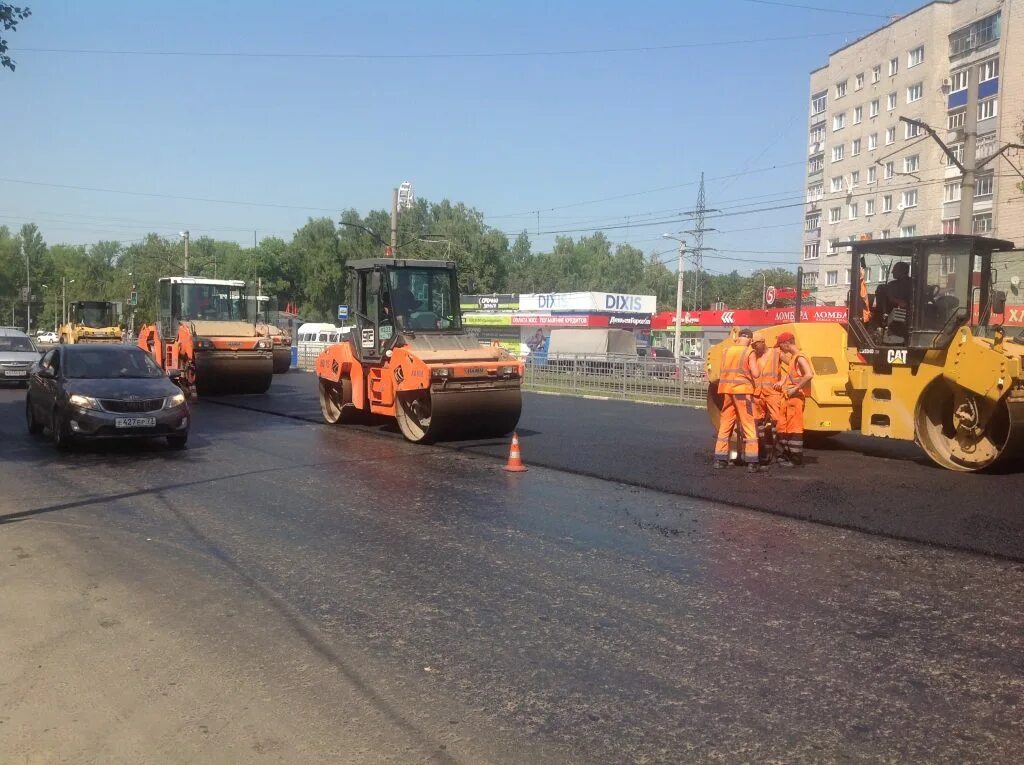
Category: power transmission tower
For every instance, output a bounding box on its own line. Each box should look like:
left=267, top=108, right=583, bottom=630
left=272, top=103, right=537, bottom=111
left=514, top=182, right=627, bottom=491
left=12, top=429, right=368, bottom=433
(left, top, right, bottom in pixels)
left=683, top=172, right=717, bottom=310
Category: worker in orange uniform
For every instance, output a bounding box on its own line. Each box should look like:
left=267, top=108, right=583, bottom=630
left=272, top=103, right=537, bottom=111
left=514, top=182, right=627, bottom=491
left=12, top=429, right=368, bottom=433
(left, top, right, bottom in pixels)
left=751, top=332, right=783, bottom=465
left=714, top=328, right=761, bottom=473
left=859, top=257, right=872, bottom=324
left=774, top=332, right=814, bottom=468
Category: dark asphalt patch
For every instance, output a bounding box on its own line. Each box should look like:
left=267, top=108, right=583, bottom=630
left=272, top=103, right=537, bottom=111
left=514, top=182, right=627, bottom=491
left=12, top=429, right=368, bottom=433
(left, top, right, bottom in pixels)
left=206, top=372, right=1024, bottom=562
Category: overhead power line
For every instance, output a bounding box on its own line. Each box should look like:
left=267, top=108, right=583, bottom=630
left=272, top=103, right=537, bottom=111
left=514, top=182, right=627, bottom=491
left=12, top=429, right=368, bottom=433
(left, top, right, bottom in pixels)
left=739, top=0, right=894, bottom=18
left=14, top=30, right=866, bottom=61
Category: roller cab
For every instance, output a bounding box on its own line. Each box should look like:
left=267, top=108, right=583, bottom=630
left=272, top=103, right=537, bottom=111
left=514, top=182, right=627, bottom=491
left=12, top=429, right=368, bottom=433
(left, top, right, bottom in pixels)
left=708, top=235, right=1024, bottom=472
left=316, top=258, right=523, bottom=443
left=138, top=277, right=273, bottom=396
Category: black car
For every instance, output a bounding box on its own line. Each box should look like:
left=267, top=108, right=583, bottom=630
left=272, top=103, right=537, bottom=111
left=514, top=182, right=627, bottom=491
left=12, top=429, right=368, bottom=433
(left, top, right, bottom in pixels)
left=26, top=344, right=190, bottom=450
left=636, top=346, right=680, bottom=378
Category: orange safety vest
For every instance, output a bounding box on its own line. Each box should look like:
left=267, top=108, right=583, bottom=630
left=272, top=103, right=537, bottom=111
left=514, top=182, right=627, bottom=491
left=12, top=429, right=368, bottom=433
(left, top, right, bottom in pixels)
left=859, top=274, right=871, bottom=323
left=757, top=347, right=782, bottom=396
left=718, top=345, right=755, bottom=395
left=785, top=352, right=811, bottom=399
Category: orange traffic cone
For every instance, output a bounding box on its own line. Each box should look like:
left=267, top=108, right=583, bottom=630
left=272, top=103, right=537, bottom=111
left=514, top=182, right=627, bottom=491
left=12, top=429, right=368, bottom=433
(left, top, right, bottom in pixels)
left=504, top=432, right=528, bottom=473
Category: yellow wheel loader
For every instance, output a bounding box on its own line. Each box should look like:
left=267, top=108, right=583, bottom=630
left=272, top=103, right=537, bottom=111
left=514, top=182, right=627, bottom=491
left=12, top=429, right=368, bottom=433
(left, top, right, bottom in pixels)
left=708, top=235, right=1024, bottom=472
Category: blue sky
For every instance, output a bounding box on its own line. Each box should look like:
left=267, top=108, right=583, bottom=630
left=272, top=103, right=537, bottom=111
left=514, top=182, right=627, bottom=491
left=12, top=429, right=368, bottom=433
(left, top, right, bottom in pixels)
left=1, top=0, right=923, bottom=274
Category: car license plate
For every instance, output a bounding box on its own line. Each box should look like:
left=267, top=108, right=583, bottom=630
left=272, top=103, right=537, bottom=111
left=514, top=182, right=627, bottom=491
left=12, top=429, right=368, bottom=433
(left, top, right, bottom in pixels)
left=115, top=417, right=156, bottom=428
left=3, top=370, right=26, bottom=376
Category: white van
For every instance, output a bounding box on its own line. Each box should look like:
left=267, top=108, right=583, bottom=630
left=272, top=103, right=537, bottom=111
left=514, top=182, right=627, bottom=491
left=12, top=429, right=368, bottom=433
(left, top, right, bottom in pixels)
left=296, top=323, right=350, bottom=344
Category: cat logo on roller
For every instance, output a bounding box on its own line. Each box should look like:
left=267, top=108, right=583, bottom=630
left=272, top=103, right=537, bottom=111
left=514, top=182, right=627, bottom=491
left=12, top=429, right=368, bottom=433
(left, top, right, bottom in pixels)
left=705, top=234, right=1024, bottom=473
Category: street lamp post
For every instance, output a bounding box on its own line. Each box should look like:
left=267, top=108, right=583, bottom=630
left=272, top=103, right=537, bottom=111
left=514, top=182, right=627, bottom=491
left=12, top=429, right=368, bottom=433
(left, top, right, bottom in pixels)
left=62, top=277, right=75, bottom=326
left=754, top=271, right=767, bottom=310
left=662, top=234, right=688, bottom=361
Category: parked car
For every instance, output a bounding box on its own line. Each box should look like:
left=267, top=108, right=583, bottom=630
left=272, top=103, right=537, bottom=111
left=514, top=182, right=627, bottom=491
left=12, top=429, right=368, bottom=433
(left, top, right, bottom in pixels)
left=636, top=346, right=679, bottom=378
left=26, top=344, right=190, bottom=450
left=0, top=327, right=40, bottom=387
left=37, top=331, right=59, bottom=344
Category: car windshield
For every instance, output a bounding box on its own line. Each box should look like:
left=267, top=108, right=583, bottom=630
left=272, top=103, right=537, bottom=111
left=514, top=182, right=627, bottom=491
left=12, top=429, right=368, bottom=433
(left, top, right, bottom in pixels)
left=0, top=336, right=34, bottom=352
left=64, top=348, right=164, bottom=379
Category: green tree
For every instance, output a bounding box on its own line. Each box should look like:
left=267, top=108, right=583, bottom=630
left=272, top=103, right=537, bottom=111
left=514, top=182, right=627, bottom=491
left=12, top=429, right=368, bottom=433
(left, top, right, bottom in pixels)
left=1, top=4, right=31, bottom=72
left=292, top=217, right=343, bottom=320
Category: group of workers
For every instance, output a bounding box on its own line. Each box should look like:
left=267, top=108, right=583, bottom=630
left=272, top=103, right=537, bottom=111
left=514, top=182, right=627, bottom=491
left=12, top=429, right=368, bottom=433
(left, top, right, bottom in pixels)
left=713, top=328, right=814, bottom=473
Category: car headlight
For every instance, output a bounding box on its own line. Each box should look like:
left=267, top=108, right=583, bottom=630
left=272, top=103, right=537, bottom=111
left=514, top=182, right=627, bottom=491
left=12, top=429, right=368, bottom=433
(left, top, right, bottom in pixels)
left=68, top=393, right=101, bottom=410
left=164, top=392, right=187, bottom=409
left=256, top=338, right=272, bottom=350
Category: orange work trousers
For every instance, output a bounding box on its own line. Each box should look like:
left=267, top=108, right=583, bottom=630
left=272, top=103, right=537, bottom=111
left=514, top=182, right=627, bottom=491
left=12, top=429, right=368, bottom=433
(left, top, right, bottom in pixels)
left=777, top=395, right=806, bottom=464
left=715, top=393, right=759, bottom=464
left=755, top=392, right=784, bottom=462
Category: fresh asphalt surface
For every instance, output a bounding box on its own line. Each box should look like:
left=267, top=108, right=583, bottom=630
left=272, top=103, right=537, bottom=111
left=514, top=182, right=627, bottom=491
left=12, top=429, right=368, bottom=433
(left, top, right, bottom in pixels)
left=3, top=377, right=1024, bottom=762
left=217, top=371, right=1024, bottom=561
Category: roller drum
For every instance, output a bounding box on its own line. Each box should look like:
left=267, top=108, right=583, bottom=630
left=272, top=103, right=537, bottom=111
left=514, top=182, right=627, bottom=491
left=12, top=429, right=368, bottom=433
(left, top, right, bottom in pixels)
left=396, top=385, right=522, bottom=443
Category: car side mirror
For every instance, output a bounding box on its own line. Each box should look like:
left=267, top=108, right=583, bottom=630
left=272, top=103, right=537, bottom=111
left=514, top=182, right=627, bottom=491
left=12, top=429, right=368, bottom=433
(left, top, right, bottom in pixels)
left=992, top=290, right=1007, bottom=315
left=168, top=369, right=183, bottom=382
left=37, top=367, right=54, bottom=379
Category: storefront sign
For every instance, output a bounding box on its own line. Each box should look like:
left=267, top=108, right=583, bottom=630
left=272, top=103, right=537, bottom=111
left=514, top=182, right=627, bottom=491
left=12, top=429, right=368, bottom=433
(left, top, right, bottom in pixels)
left=460, top=294, right=519, bottom=311
left=463, top=313, right=514, bottom=326
left=519, top=292, right=657, bottom=314
left=607, top=313, right=652, bottom=329
left=652, top=306, right=848, bottom=329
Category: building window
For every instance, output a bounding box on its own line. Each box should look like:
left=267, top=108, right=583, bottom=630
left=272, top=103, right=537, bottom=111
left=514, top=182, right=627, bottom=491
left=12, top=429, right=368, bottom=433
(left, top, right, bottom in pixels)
left=829, top=207, right=842, bottom=224
left=804, top=271, right=819, bottom=288
left=904, top=155, right=920, bottom=173
left=833, top=112, right=846, bottom=131
left=978, top=98, right=997, bottom=120
left=836, top=81, right=848, bottom=99
left=947, top=110, right=965, bottom=130
left=868, top=134, right=878, bottom=151
left=979, top=59, right=999, bottom=82
left=827, top=238, right=840, bottom=255
left=855, top=73, right=865, bottom=91
left=854, top=106, right=863, bottom=124
left=831, top=176, right=844, bottom=193
left=868, top=166, right=877, bottom=183
left=879, top=229, right=890, bottom=240
left=883, top=194, right=893, bottom=212
left=943, top=143, right=964, bottom=166
left=865, top=198, right=875, bottom=215
left=826, top=271, right=838, bottom=287
left=807, top=182, right=824, bottom=202
left=973, top=213, right=993, bottom=233
left=944, top=181, right=962, bottom=202
left=950, top=69, right=969, bottom=92
left=907, top=83, right=923, bottom=103
left=810, top=124, right=825, bottom=145
left=844, top=268, right=852, bottom=285
left=949, top=12, right=1001, bottom=58
left=805, top=213, right=821, bottom=231
left=849, top=202, right=858, bottom=220
left=872, top=65, right=881, bottom=83
left=901, top=189, right=918, bottom=208
left=804, top=242, right=820, bottom=260
left=811, top=91, right=828, bottom=115
left=908, top=46, right=925, bottom=67
left=851, top=170, right=860, bottom=185
left=832, top=144, right=845, bottom=162
left=852, top=139, right=861, bottom=156
left=887, top=92, right=897, bottom=110
left=942, top=218, right=960, bottom=235
left=809, top=156, right=824, bottom=173
left=905, top=121, right=922, bottom=139
left=885, top=127, right=896, bottom=145
left=884, top=161, right=895, bottom=179
left=901, top=225, right=917, bottom=237
left=869, top=99, right=880, bottom=118
left=889, top=57, right=899, bottom=76
left=975, top=174, right=994, bottom=198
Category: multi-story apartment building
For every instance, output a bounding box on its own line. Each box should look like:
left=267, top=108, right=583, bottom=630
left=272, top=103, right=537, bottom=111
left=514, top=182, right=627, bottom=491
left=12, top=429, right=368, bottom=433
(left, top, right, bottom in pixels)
left=802, top=0, right=1024, bottom=306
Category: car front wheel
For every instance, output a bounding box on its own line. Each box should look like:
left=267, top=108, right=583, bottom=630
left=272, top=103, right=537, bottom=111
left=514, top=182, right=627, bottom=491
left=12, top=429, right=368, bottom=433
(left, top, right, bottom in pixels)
left=26, top=397, right=43, bottom=435
left=51, top=409, right=73, bottom=451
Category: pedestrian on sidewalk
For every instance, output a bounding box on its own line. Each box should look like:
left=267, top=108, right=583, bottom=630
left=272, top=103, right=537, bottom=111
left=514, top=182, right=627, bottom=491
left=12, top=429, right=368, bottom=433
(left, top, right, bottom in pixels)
left=774, top=332, right=814, bottom=467
left=714, top=328, right=761, bottom=473
left=752, top=332, right=783, bottom=465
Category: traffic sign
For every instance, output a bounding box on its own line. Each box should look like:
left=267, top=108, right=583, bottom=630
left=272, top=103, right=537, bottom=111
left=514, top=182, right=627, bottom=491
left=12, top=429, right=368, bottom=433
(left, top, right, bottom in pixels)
left=765, top=285, right=777, bottom=306
left=337, top=304, right=349, bottom=322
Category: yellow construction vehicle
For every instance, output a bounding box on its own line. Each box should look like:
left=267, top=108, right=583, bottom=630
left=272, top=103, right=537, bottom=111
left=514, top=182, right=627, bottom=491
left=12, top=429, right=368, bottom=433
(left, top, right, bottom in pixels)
left=59, top=301, right=121, bottom=344
left=316, top=258, right=523, bottom=442
left=708, top=235, right=1024, bottom=472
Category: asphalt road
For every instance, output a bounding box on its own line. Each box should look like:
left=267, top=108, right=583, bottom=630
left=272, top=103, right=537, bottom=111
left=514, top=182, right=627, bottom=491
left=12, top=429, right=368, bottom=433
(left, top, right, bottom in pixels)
left=2, top=382, right=1024, bottom=762
left=216, top=372, right=1024, bottom=561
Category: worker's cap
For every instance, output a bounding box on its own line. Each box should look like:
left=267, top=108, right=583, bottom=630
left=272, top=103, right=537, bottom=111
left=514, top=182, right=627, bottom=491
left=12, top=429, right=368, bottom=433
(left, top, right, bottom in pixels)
left=776, top=331, right=796, bottom=345
left=751, top=332, right=767, bottom=344
left=737, top=328, right=754, bottom=338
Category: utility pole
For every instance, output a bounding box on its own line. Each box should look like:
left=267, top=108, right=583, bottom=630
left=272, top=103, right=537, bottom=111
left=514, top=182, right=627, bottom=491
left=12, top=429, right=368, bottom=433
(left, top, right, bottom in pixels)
left=390, top=188, right=399, bottom=256
left=23, top=240, right=30, bottom=333
left=683, top=173, right=718, bottom=310
left=662, top=234, right=687, bottom=360
left=62, top=276, right=67, bottom=326
left=180, top=230, right=190, bottom=276
left=959, top=77, right=978, bottom=231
